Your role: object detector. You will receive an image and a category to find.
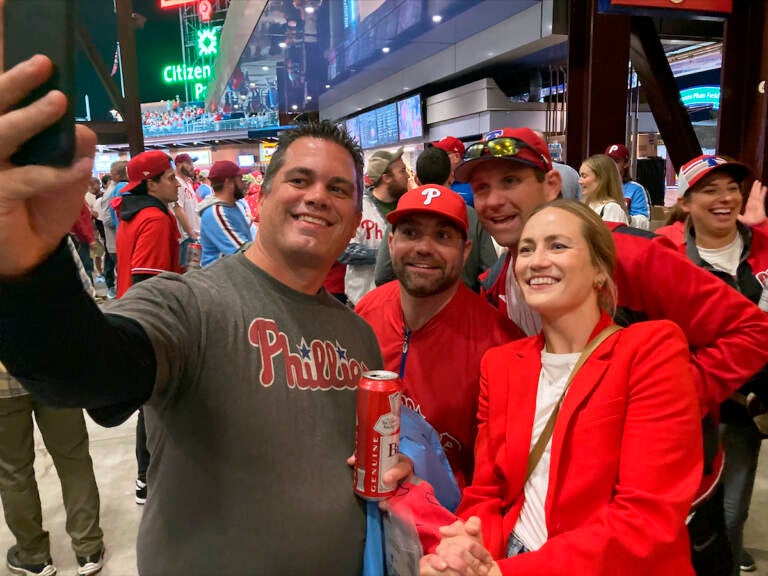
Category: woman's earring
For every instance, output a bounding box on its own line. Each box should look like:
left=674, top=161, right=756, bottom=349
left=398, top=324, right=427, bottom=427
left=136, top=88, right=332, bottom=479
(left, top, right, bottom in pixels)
left=593, top=277, right=605, bottom=290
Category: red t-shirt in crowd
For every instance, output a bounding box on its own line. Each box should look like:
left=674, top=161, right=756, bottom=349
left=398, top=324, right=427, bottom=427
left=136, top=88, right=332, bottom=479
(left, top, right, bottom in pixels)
left=356, top=280, right=523, bottom=488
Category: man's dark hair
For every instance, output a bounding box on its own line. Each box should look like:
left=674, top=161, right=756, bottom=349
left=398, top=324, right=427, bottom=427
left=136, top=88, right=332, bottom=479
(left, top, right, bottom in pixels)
left=130, top=173, right=165, bottom=196
left=261, top=121, right=365, bottom=210
left=100, top=174, right=111, bottom=188
left=417, top=147, right=451, bottom=186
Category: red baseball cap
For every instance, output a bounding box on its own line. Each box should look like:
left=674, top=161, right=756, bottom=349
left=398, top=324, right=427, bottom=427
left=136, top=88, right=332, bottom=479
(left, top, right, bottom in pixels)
left=605, top=144, right=630, bottom=161
left=386, top=184, right=468, bottom=235
left=174, top=153, right=197, bottom=165
left=208, top=160, right=251, bottom=183
left=454, top=127, right=552, bottom=182
left=677, top=155, right=751, bottom=196
left=432, top=136, right=465, bottom=156
left=123, top=151, right=174, bottom=193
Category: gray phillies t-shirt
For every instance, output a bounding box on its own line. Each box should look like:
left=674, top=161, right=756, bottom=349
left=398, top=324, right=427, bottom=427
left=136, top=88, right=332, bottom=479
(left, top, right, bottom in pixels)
left=110, top=253, right=383, bottom=575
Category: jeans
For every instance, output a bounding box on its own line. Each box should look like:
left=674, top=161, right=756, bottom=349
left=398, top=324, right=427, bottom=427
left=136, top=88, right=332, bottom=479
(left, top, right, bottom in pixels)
left=506, top=533, right=530, bottom=558
left=103, top=251, right=117, bottom=291
left=73, top=239, right=94, bottom=285
left=689, top=483, right=732, bottom=576
left=136, top=408, right=150, bottom=483
left=720, top=421, right=762, bottom=576
left=0, top=395, right=103, bottom=563
left=179, top=237, right=194, bottom=270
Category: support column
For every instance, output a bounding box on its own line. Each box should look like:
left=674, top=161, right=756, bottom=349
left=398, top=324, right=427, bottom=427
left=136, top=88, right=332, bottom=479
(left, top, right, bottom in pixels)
left=565, top=0, right=630, bottom=168
left=719, top=0, right=767, bottom=182
left=115, top=0, right=144, bottom=156
left=629, top=16, right=701, bottom=173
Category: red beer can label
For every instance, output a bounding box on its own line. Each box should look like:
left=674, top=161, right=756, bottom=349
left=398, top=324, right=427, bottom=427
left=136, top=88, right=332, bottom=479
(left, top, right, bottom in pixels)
left=353, top=370, right=402, bottom=500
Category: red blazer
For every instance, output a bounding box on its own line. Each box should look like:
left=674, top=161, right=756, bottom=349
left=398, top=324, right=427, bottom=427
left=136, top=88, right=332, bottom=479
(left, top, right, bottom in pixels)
left=457, top=317, right=703, bottom=575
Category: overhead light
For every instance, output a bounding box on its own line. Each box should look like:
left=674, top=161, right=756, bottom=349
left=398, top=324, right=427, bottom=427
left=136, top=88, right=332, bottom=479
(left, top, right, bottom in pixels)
left=432, top=14, right=442, bottom=23
left=262, top=66, right=269, bottom=71
left=305, top=6, right=315, bottom=13
left=325, top=84, right=331, bottom=89
left=291, top=104, right=298, bottom=110
left=249, top=82, right=256, bottom=87
left=278, top=42, right=287, bottom=48
left=306, top=96, right=312, bottom=101
left=382, top=47, right=390, bottom=54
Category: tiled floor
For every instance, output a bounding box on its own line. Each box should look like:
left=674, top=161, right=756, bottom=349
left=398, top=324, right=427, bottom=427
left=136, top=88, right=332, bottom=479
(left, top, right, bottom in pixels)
left=0, top=412, right=766, bottom=575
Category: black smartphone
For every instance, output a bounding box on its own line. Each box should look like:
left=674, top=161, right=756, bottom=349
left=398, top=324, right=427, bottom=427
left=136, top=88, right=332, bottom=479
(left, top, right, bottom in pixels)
left=4, top=0, right=76, bottom=167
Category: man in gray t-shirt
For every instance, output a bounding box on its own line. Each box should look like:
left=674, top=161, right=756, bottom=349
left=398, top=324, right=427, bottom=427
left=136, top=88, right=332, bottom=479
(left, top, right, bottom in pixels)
left=0, top=98, right=409, bottom=574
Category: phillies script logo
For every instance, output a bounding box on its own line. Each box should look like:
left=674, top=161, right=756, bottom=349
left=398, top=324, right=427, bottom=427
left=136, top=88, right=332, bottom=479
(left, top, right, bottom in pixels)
left=248, top=318, right=369, bottom=389
left=756, top=269, right=768, bottom=288
left=360, top=218, right=384, bottom=241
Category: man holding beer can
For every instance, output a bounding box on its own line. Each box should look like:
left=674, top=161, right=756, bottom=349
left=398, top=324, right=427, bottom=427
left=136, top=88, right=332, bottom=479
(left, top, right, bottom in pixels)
left=356, top=184, right=522, bottom=489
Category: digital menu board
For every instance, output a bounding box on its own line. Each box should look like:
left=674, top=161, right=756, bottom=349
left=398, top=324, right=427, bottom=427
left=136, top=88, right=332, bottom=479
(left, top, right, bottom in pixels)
left=397, top=94, right=423, bottom=140
left=341, top=94, right=424, bottom=149
left=358, top=103, right=398, bottom=149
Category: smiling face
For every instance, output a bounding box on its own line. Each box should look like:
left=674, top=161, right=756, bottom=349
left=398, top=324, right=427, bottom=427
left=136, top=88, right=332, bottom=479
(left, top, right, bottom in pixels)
left=469, top=159, right=559, bottom=249
left=390, top=213, right=469, bottom=298
left=253, top=137, right=362, bottom=276
left=515, top=207, right=603, bottom=320
left=682, top=171, right=742, bottom=245
left=578, top=163, right=600, bottom=200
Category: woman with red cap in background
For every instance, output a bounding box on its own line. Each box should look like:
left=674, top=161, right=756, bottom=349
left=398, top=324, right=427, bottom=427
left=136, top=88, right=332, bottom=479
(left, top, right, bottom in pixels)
left=656, top=156, right=768, bottom=576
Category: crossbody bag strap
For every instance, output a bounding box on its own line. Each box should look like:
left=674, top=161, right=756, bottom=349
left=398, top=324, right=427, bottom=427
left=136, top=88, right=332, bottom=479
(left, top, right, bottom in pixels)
left=525, top=324, right=621, bottom=482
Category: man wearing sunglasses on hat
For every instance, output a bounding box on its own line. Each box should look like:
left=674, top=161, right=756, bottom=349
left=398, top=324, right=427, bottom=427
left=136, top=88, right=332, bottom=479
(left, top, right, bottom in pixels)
left=435, top=126, right=768, bottom=575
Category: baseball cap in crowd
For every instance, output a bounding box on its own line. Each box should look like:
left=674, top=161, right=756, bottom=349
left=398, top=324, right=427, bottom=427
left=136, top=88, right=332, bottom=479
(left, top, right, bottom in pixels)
left=122, top=151, right=174, bottom=193
left=365, top=147, right=404, bottom=185
left=174, top=153, right=197, bottom=165
left=208, top=160, right=251, bottom=183
left=199, top=169, right=210, bottom=179
left=386, top=184, right=468, bottom=235
left=605, top=144, right=630, bottom=162
left=432, top=136, right=465, bottom=157
left=454, top=127, right=552, bottom=182
left=677, top=155, right=751, bottom=197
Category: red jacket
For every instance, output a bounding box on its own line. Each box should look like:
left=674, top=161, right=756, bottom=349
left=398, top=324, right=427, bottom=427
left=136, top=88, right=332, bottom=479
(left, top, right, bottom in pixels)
left=355, top=281, right=523, bottom=488
left=458, top=317, right=702, bottom=576
left=71, top=203, right=95, bottom=244
left=481, top=224, right=768, bottom=418
left=114, top=194, right=181, bottom=298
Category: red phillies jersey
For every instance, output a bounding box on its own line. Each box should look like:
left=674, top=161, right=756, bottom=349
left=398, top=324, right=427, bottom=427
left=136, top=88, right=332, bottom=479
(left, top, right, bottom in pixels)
left=356, top=281, right=523, bottom=488
left=115, top=198, right=181, bottom=298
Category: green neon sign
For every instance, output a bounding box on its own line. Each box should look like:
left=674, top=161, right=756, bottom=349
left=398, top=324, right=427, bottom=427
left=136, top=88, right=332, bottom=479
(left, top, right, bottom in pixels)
left=198, top=29, right=218, bottom=56
left=162, top=65, right=212, bottom=99
left=160, top=27, right=218, bottom=100
left=679, top=86, right=720, bottom=110
left=163, top=64, right=212, bottom=84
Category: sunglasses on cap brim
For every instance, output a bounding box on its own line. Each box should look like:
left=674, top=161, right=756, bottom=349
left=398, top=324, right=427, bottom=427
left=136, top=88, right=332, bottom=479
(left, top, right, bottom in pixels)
left=463, top=137, right=551, bottom=171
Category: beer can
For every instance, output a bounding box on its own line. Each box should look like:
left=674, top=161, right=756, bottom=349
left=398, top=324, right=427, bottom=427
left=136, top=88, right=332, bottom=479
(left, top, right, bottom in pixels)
left=187, top=241, right=202, bottom=271
left=353, top=370, right=402, bottom=500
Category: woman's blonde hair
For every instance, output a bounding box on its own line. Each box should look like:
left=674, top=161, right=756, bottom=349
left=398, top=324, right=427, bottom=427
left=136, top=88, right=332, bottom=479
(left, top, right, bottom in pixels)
left=582, top=154, right=629, bottom=215
left=528, top=199, right=618, bottom=316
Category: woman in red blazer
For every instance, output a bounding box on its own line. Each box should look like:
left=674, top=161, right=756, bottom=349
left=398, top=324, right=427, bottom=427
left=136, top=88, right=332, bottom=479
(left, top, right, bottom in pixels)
left=421, top=200, right=703, bottom=576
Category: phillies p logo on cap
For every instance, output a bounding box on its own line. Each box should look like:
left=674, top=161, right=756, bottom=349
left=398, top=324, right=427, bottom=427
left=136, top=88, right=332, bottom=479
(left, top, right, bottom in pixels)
left=421, top=187, right=441, bottom=205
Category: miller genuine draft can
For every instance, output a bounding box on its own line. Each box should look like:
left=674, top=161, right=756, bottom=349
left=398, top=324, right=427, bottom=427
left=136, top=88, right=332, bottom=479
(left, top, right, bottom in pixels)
left=353, top=370, right=402, bottom=500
